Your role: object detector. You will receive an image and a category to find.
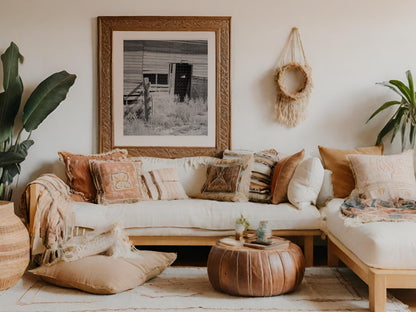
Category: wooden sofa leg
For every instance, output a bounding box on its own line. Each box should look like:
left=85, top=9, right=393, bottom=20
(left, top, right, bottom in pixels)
left=368, top=270, right=386, bottom=312
left=327, top=239, right=340, bottom=267
left=304, top=236, right=313, bottom=267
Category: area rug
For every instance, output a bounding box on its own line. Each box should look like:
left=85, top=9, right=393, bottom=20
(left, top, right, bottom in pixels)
left=0, top=267, right=409, bottom=312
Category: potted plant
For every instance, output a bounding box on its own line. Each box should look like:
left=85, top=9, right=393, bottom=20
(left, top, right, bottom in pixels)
left=366, top=70, right=416, bottom=151
left=235, top=214, right=250, bottom=240
left=0, top=42, right=76, bottom=200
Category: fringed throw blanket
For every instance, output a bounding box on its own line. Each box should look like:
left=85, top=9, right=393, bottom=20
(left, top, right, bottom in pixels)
left=341, top=197, right=416, bottom=226
left=20, top=174, right=140, bottom=266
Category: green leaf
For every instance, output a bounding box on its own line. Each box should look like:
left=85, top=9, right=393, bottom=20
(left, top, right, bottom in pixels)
left=377, top=82, right=406, bottom=100
left=0, top=163, right=20, bottom=184
left=0, top=43, right=24, bottom=143
left=366, top=100, right=401, bottom=123
left=0, top=139, right=33, bottom=167
left=22, top=71, right=76, bottom=132
left=389, top=79, right=412, bottom=104
left=1, top=42, right=23, bottom=91
left=410, top=123, right=416, bottom=148
left=401, top=119, right=407, bottom=151
left=391, top=108, right=406, bottom=143
left=406, top=70, right=415, bottom=108
left=376, top=116, right=396, bottom=145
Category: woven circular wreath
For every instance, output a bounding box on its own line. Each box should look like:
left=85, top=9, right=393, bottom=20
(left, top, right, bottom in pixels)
left=275, top=62, right=312, bottom=101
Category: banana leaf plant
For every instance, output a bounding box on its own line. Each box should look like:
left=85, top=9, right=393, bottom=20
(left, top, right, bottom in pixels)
left=367, top=70, right=416, bottom=151
left=0, top=42, right=76, bottom=200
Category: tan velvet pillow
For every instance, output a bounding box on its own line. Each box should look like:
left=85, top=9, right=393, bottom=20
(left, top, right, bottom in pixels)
left=318, top=145, right=383, bottom=198
left=59, top=149, right=128, bottom=202
left=271, top=149, right=305, bottom=204
left=199, top=155, right=253, bottom=202
left=348, top=150, right=416, bottom=200
left=29, top=251, right=177, bottom=294
left=89, top=160, right=149, bottom=204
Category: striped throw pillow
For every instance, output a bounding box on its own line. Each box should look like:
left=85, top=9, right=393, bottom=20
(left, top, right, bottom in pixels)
left=142, top=168, right=188, bottom=200
left=223, top=149, right=279, bottom=203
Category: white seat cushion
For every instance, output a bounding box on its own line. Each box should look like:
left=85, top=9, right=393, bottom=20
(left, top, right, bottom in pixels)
left=72, top=199, right=321, bottom=232
left=323, top=198, right=416, bottom=269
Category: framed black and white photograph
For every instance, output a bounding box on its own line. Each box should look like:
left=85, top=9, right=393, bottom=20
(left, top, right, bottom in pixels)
left=98, top=16, right=231, bottom=158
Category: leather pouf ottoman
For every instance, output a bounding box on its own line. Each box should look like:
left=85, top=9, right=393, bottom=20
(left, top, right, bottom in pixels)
left=207, top=239, right=305, bottom=297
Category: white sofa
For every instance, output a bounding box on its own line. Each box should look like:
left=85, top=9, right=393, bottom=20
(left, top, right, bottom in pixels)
left=25, top=155, right=324, bottom=267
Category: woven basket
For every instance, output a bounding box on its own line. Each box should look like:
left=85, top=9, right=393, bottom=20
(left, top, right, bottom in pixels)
left=0, top=201, right=29, bottom=290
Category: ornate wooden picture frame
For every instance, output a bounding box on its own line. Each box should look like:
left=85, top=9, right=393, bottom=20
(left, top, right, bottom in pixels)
left=98, top=16, right=231, bottom=158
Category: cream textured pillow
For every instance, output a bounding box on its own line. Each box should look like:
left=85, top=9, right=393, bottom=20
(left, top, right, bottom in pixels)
left=316, top=169, right=334, bottom=208
left=287, top=157, right=324, bottom=209
left=348, top=150, right=416, bottom=200
left=199, top=155, right=254, bottom=202
left=29, top=251, right=177, bottom=294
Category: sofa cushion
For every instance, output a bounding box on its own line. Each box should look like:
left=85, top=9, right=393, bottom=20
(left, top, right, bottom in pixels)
left=347, top=150, right=416, bottom=200
left=89, top=159, right=149, bottom=204
left=137, top=156, right=217, bottom=197
left=59, top=149, right=128, bottom=202
left=71, top=199, right=322, bottom=232
left=318, top=145, right=384, bottom=198
left=323, top=198, right=416, bottom=269
left=149, top=168, right=188, bottom=200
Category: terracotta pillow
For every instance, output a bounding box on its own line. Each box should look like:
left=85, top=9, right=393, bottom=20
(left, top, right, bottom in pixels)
left=348, top=150, right=416, bottom=200
left=89, top=160, right=149, bottom=204
left=199, top=155, right=253, bottom=202
left=29, top=251, right=177, bottom=294
left=271, top=149, right=305, bottom=204
left=58, top=149, right=128, bottom=202
left=318, top=145, right=383, bottom=198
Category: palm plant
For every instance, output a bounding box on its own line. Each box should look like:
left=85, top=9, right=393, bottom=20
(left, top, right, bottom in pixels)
left=367, top=70, right=416, bottom=151
left=0, top=42, right=76, bottom=200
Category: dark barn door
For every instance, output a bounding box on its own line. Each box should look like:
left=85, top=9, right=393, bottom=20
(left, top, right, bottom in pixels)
left=169, top=63, right=193, bottom=102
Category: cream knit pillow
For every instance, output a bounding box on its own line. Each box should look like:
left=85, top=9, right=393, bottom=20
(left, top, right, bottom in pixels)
left=347, top=150, right=416, bottom=200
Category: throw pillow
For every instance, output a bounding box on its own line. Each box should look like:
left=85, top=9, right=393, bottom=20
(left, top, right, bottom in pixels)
left=318, top=144, right=383, bottom=198
left=223, top=149, right=279, bottom=203
left=141, top=168, right=188, bottom=200
left=58, top=149, right=128, bottom=202
left=29, top=251, right=177, bottom=294
left=271, top=149, right=305, bottom=204
left=287, top=157, right=324, bottom=209
left=316, top=169, right=334, bottom=208
left=347, top=150, right=416, bottom=200
left=89, top=160, right=149, bottom=205
left=199, top=155, right=254, bottom=202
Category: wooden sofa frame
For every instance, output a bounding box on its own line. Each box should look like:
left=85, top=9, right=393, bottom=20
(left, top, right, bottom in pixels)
left=327, top=232, right=416, bottom=312
left=26, top=184, right=320, bottom=267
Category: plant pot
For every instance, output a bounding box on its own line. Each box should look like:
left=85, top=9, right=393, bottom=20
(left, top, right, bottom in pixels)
left=235, top=223, right=245, bottom=240
left=0, top=201, right=29, bottom=290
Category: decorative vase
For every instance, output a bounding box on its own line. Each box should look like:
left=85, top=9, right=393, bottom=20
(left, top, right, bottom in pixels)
left=256, top=220, right=271, bottom=241
left=0, top=201, right=30, bottom=290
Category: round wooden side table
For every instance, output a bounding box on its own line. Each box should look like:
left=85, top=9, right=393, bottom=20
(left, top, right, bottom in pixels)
left=207, top=238, right=305, bottom=297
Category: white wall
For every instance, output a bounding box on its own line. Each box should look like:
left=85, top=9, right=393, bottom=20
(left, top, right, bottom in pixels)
left=0, top=0, right=414, bottom=203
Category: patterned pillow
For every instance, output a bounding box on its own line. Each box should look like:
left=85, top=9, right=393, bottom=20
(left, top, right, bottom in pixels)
left=223, top=149, right=279, bottom=203
left=199, top=156, right=253, bottom=202
left=347, top=150, right=416, bottom=200
left=271, top=149, right=305, bottom=204
left=141, top=168, right=188, bottom=200
left=58, top=149, right=128, bottom=202
left=318, top=145, right=384, bottom=198
left=89, top=160, right=149, bottom=205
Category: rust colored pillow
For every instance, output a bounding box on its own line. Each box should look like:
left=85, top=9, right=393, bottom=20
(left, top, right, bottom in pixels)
left=90, top=159, right=149, bottom=204
left=318, top=144, right=383, bottom=198
left=271, top=150, right=305, bottom=204
left=58, top=149, right=128, bottom=202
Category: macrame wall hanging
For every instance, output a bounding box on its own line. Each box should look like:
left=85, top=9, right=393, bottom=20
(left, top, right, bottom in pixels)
left=274, top=27, right=313, bottom=127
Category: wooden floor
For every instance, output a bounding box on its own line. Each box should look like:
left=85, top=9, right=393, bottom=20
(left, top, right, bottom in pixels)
left=140, top=245, right=416, bottom=310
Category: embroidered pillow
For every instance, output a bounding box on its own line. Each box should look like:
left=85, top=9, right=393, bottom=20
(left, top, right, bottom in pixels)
left=318, top=145, right=383, bottom=198
left=199, top=155, right=253, bottom=202
left=348, top=150, right=416, bottom=201
left=58, top=149, right=128, bottom=202
left=271, top=149, right=305, bottom=204
left=223, top=149, right=279, bottom=203
left=141, top=168, right=188, bottom=200
left=89, top=160, right=149, bottom=204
